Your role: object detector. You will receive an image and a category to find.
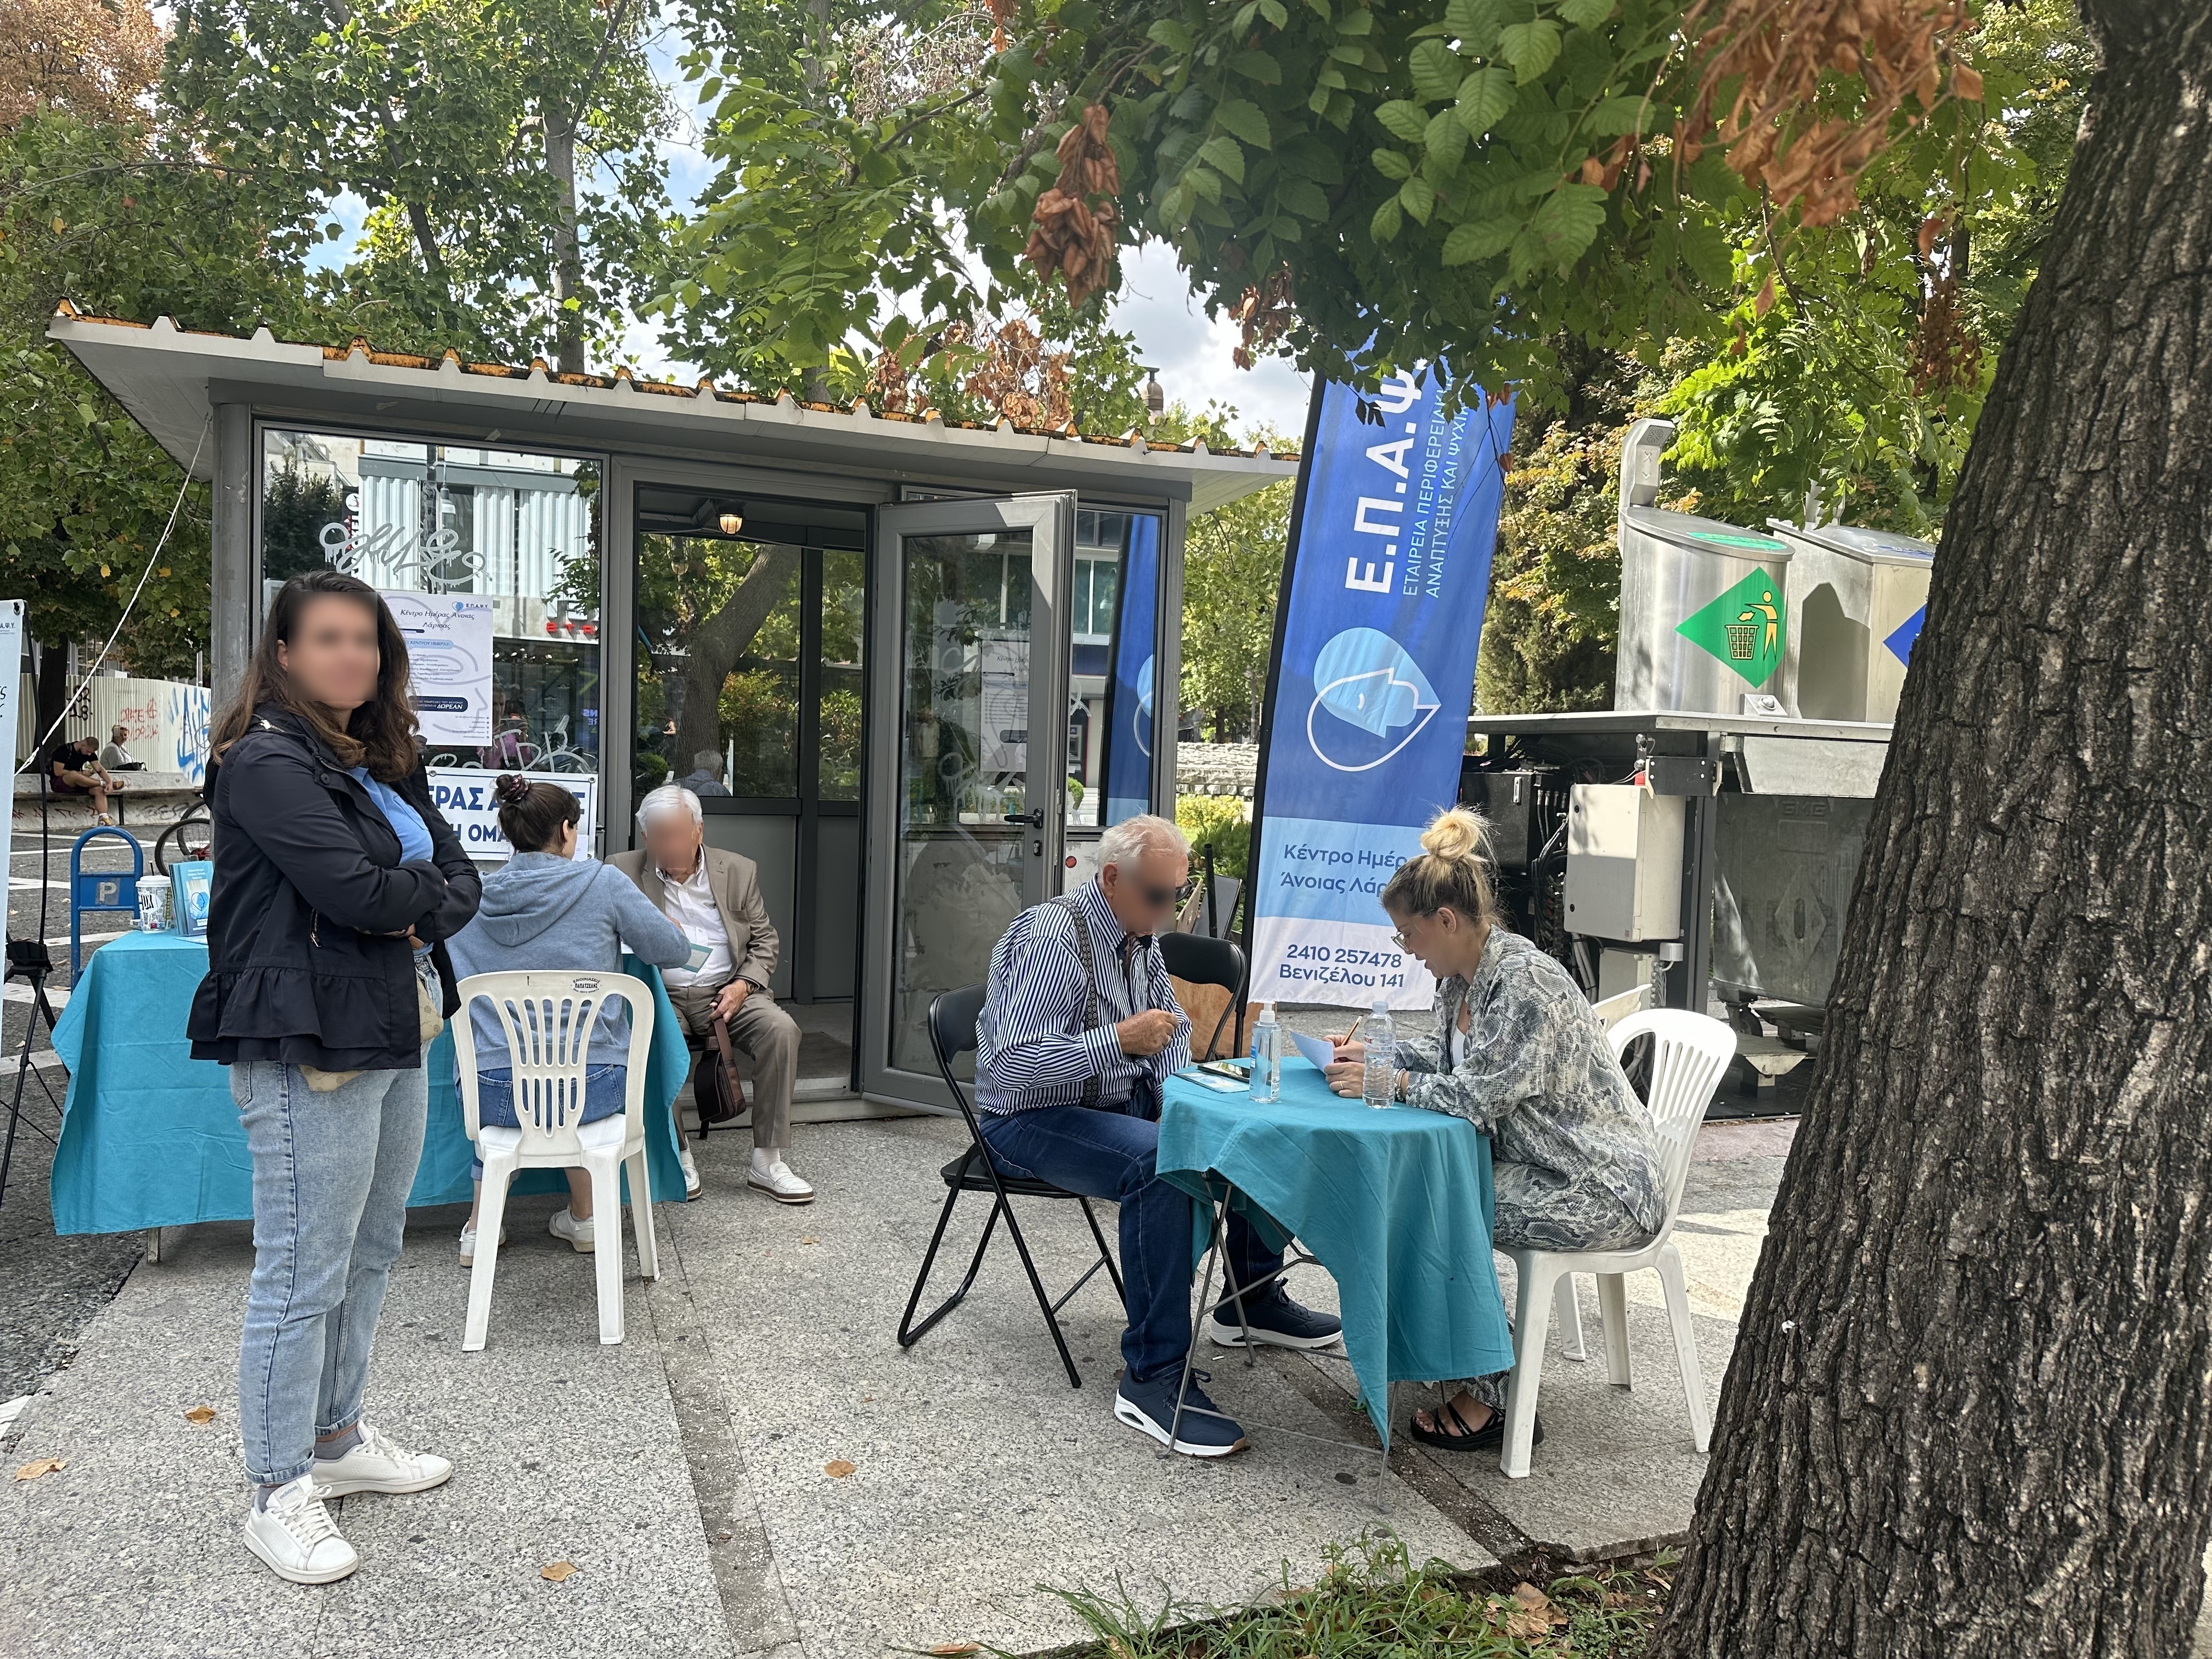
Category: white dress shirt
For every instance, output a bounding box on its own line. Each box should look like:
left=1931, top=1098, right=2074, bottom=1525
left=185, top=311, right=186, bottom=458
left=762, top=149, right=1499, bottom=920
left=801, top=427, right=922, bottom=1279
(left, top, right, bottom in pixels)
left=656, top=856, right=733, bottom=988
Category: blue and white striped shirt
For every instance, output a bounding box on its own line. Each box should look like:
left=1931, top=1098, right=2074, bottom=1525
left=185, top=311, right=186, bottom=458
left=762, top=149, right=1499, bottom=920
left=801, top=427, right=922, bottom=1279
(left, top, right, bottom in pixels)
left=974, top=879, right=1191, bottom=1115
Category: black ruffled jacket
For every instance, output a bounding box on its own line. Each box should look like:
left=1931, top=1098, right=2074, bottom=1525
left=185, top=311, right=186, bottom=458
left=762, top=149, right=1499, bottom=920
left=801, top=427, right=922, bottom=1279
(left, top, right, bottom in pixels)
left=187, top=704, right=482, bottom=1071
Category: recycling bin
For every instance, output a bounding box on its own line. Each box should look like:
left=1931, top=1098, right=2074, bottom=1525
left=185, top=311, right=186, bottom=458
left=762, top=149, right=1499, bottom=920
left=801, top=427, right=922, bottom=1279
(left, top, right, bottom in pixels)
left=1769, top=520, right=1934, bottom=724
left=1613, top=419, right=1795, bottom=716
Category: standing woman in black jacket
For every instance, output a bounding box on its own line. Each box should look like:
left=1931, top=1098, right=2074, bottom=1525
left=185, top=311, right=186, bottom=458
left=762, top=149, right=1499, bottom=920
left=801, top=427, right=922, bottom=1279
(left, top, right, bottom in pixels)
left=188, top=571, right=481, bottom=1585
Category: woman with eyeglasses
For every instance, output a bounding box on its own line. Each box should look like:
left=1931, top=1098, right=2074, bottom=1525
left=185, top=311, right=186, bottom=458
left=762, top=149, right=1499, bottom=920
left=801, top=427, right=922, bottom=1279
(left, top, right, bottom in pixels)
left=1322, top=806, right=1665, bottom=1453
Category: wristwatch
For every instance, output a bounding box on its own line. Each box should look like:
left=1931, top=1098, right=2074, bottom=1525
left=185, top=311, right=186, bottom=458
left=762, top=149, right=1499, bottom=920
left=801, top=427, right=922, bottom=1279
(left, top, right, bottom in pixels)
left=1395, top=1069, right=1410, bottom=1102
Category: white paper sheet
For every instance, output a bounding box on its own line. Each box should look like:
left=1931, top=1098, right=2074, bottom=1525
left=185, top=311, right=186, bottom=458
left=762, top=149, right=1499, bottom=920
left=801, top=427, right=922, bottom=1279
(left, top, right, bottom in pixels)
left=1290, top=1029, right=1337, bottom=1070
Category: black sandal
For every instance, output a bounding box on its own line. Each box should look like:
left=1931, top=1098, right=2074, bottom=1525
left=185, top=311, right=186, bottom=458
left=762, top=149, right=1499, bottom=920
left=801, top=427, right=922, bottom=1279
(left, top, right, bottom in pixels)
left=1406, top=1397, right=1543, bottom=1452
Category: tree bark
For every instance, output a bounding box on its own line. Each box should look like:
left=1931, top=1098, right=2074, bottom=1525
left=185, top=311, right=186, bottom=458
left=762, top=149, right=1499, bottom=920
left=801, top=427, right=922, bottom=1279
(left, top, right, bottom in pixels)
left=1657, top=9, right=2212, bottom=1656
left=544, top=101, right=586, bottom=377
left=672, top=545, right=802, bottom=771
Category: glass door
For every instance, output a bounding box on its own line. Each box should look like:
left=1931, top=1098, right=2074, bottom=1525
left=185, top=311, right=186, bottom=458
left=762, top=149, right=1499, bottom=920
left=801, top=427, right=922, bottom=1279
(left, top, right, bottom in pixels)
left=862, top=493, right=1076, bottom=1107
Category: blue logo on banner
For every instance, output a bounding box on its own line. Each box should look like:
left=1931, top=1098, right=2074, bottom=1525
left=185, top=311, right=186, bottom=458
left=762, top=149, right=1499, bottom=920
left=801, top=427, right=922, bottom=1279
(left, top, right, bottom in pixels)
left=1103, top=514, right=1161, bottom=825
left=1308, top=627, right=1442, bottom=770
left=1883, top=605, right=1925, bottom=664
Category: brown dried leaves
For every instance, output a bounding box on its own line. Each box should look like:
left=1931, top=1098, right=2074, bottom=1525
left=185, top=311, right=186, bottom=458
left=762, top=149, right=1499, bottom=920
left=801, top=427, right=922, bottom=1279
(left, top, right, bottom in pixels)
left=1687, top=0, right=1984, bottom=226
left=1025, top=105, right=1121, bottom=306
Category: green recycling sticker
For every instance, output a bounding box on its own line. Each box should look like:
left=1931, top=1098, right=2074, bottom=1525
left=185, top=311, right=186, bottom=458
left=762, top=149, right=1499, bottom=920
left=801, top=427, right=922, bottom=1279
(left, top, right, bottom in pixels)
left=1677, top=566, right=1786, bottom=686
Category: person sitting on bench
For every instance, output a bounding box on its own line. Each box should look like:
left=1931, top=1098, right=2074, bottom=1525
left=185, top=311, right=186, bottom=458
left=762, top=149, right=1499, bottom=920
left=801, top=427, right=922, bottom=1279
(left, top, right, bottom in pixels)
left=101, top=724, right=146, bottom=771
left=974, top=813, right=1341, bottom=1458
left=47, top=733, right=121, bottom=823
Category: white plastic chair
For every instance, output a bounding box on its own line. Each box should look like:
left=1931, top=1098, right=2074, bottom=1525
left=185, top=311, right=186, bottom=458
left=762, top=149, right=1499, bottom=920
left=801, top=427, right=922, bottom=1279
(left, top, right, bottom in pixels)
left=453, top=970, right=661, bottom=1350
left=1496, top=1007, right=1737, bottom=1478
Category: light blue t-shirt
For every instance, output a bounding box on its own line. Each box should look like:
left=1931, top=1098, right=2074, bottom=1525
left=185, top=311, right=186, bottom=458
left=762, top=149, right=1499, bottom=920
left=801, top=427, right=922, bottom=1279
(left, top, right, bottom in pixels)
left=348, top=766, right=436, bottom=864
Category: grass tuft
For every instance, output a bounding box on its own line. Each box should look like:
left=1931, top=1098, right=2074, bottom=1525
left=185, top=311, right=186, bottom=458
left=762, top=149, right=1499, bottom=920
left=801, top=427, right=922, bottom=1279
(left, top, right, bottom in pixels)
left=999, top=1531, right=1674, bottom=1659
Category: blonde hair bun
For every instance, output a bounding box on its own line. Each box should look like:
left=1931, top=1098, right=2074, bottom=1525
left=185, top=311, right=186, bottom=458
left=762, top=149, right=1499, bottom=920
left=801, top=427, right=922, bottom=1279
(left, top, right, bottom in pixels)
left=1418, top=806, right=1491, bottom=864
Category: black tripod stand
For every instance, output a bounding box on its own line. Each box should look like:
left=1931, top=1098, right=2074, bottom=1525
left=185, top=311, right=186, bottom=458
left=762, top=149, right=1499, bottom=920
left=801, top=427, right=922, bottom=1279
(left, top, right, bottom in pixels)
left=0, top=772, right=65, bottom=1212
left=0, top=937, right=62, bottom=1210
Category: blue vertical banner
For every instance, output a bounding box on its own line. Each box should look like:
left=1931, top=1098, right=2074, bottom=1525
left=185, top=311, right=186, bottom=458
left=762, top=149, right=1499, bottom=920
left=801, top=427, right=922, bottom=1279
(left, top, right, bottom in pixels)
left=1101, top=513, right=1160, bottom=825
left=1247, top=370, right=1516, bottom=1008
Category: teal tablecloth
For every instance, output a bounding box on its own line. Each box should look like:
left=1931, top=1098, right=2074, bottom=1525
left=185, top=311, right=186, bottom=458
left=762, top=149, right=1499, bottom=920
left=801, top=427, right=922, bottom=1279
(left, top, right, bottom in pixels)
left=1156, top=1055, right=1515, bottom=1443
left=48, top=930, right=691, bottom=1234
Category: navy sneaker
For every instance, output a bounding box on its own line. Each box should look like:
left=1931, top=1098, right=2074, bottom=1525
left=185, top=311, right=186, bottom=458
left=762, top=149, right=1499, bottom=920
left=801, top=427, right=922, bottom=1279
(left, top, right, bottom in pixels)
left=1210, top=1282, right=1344, bottom=1351
left=1114, top=1368, right=1249, bottom=1457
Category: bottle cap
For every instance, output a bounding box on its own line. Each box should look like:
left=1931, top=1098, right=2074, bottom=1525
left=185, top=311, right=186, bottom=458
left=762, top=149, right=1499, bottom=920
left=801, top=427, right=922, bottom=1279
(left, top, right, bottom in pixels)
left=1372, top=998, right=1389, bottom=1013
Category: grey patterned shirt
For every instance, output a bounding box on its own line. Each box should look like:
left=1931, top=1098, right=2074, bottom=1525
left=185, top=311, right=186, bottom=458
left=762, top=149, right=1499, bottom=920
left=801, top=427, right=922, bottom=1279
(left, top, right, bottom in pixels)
left=1396, top=927, right=1667, bottom=1235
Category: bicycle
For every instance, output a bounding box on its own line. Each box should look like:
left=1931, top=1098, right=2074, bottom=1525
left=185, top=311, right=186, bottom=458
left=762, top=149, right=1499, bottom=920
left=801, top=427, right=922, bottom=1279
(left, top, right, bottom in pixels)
left=155, top=805, right=213, bottom=874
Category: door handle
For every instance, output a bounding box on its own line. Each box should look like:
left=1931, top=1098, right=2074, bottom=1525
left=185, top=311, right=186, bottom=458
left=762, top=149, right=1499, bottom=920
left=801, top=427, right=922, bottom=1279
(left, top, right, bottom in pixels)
left=1026, top=809, right=1046, bottom=828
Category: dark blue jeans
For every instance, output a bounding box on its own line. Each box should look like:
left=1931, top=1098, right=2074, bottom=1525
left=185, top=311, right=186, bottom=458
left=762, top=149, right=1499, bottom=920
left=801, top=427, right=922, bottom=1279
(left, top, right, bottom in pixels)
left=979, top=1094, right=1283, bottom=1384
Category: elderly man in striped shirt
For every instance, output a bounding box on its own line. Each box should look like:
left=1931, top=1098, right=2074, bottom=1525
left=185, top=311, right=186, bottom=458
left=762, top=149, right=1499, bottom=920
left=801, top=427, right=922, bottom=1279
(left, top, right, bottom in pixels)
left=975, top=814, right=1341, bottom=1457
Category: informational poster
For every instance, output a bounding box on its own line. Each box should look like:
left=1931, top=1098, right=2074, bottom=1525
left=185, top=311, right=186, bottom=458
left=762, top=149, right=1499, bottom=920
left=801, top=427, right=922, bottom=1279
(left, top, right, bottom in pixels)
left=427, top=769, right=597, bottom=864
left=1246, top=370, right=1516, bottom=1009
left=1101, top=514, right=1160, bottom=826
left=382, top=591, right=494, bottom=745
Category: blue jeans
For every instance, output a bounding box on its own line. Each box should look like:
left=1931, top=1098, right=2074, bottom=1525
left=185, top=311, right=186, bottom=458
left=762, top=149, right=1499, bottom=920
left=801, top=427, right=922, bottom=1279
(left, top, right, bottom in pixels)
left=470, top=1064, right=627, bottom=1178
left=980, top=1094, right=1283, bottom=1384
left=233, top=1059, right=429, bottom=1486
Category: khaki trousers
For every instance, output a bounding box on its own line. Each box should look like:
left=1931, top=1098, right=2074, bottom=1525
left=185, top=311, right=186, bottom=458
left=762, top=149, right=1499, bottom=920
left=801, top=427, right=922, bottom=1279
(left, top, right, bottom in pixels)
left=666, top=979, right=800, bottom=1152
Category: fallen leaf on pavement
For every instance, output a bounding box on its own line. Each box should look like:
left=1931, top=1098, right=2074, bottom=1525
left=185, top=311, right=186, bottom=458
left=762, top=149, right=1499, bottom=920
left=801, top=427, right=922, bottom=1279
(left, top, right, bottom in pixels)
left=800, top=1237, right=819, bottom=1245
left=541, top=1561, right=578, bottom=1582
left=13, top=1458, right=64, bottom=1481
left=929, top=1645, right=979, bottom=1655
left=824, top=1459, right=856, bottom=1478
left=184, top=1406, right=217, bottom=1425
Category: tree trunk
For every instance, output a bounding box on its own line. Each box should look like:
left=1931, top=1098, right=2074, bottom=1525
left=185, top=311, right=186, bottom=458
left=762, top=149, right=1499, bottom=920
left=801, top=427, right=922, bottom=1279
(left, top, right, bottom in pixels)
left=1657, top=9, right=2212, bottom=1655
left=672, top=545, right=802, bottom=773
left=545, top=102, right=587, bottom=378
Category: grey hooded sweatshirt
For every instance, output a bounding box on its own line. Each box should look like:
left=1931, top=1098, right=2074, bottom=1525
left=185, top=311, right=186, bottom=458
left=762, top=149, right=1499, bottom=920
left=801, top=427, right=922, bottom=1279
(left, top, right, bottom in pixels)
left=445, top=851, right=691, bottom=1073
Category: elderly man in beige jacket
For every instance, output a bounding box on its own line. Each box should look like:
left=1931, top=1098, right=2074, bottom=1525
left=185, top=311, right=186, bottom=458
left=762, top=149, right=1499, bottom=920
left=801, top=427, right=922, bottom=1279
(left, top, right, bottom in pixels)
left=612, top=784, right=811, bottom=1204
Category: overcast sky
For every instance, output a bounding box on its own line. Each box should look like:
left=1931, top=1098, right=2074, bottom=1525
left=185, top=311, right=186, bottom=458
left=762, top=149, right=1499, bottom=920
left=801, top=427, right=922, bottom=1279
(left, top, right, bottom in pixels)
left=306, top=41, right=1313, bottom=444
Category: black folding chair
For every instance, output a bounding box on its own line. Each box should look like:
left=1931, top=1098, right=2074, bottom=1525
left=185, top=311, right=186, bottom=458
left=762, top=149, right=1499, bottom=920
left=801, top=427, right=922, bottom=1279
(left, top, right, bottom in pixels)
left=1158, top=931, right=1248, bottom=1061
left=896, top=985, right=1126, bottom=1388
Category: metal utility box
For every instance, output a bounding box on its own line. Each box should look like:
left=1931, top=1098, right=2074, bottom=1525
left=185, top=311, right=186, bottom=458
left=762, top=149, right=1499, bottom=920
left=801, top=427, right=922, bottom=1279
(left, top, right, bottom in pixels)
left=1712, top=793, right=1875, bottom=1006
left=1615, top=419, right=1795, bottom=718
left=1770, top=520, right=1933, bottom=723
left=1564, top=783, right=1684, bottom=941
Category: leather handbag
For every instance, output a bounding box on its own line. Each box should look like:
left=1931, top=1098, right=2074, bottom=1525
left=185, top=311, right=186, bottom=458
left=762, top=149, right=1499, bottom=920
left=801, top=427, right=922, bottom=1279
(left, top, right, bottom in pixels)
left=690, top=1014, right=747, bottom=1126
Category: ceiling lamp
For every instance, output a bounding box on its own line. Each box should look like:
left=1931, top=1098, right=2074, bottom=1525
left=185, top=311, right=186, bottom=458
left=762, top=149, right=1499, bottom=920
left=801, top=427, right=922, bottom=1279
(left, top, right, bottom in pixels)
left=718, top=510, right=744, bottom=534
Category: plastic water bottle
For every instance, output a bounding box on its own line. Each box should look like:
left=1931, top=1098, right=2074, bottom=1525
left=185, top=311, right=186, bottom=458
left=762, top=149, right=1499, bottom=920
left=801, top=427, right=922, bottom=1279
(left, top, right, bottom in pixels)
left=1250, top=1003, right=1282, bottom=1103
left=1361, top=1000, right=1396, bottom=1109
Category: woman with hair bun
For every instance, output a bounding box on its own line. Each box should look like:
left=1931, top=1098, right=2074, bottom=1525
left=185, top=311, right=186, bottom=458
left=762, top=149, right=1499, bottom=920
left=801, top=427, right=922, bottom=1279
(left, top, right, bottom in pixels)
left=1322, top=804, right=1666, bottom=1453
left=445, top=775, right=691, bottom=1261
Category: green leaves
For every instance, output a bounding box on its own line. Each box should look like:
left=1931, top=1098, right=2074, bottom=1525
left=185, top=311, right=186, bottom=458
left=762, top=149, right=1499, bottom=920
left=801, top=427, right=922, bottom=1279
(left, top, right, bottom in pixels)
left=1519, top=182, right=1609, bottom=273
left=1453, top=67, right=1515, bottom=136
left=1558, top=0, right=1615, bottom=26
left=1215, top=98, right=1273, bottom=148
left=1498, top=20, right=1562, bottom=82
left=1370, top=146, right=1413, bottom=180
left=1197, top=134, right=1247, bottom=183
left=1375, top=99, right=1427, bottom=142
left=1445, top=0, right=1504, bottom=55
left=1409, top=39, right=1460, bottom=104
left=1442, top=217, right=1519, bottom=265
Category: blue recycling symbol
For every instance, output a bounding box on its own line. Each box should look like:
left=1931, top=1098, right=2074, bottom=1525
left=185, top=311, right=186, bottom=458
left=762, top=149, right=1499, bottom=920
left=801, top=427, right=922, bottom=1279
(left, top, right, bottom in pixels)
left=1884, top=605, right=1925, bottom=665
left=1306, top=627, right=1442, bottom=773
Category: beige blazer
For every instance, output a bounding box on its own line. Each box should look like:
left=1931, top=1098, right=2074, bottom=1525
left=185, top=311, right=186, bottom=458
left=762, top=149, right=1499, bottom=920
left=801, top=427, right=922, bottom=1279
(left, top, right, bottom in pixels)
left=610, top=845, right=780, bottom=992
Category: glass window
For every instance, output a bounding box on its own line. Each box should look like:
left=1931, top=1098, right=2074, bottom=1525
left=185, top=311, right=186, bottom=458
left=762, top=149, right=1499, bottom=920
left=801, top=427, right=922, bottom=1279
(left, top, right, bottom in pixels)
left=819, top=549, right=865, bottom=802
left=635, top=533, right=803, bottom=799
left=261, top=429, right=603, bottom=857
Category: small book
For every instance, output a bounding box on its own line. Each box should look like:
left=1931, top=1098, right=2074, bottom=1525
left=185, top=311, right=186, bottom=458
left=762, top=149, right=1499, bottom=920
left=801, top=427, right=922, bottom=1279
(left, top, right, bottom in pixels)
left=170, top=860, right=213, bottom=940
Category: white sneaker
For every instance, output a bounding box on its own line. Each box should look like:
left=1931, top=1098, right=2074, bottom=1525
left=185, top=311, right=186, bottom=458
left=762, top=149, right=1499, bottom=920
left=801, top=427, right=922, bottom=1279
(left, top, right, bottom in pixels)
left=748, top=1156, right=815, bottom=1205
left=548, top=1206, right=596, bottom=1252
left=312, top=1421, right=454, bottom=1498
left=242, top=1474, right=358, bottom=1584
left=458, top=1221, right=507, bottom=1265
left=679, top=1145, right=702, bottom=1198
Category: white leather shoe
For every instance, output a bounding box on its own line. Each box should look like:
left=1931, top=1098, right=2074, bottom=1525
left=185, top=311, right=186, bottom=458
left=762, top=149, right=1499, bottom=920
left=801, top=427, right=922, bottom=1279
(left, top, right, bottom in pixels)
left=458, top=1221, right=507, bottom=1265
left=748, top=1158, right=815, bottom=1205
left=679, top=1145, right=702, bottom=1198
left=548, top=1206, right=595, bottom=1252
left=312, top=1421, right=453, bottom=1498
left=242, top=1475, right=358, bottom=1584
